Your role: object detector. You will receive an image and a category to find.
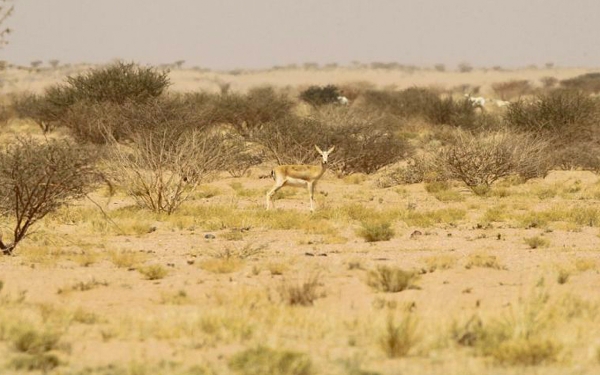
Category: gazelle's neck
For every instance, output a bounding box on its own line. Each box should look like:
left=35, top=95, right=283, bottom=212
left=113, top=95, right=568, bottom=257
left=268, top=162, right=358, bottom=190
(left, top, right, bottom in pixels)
left=317, top=160, right=328, bottom=177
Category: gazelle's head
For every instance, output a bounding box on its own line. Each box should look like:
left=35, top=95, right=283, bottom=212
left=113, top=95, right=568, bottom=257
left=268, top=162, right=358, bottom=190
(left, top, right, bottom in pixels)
left=315, top=145, right=335, bottom=165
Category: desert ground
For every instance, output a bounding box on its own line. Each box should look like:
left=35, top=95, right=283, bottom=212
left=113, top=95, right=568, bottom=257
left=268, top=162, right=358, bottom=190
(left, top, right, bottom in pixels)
left=0, top=65, right=600, bottom=375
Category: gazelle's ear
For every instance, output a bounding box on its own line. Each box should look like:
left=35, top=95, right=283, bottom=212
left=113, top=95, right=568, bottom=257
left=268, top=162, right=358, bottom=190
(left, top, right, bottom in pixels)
left=315, top=145, right=323, bottom=154
left=327, top=146, right=335, bottom=153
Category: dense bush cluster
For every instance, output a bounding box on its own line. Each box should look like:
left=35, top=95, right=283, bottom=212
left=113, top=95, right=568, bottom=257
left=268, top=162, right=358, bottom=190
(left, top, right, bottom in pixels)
left=560, top=72, right=600, bottom=94
left=360, top=87, right=478, bottom=128
left=4, top=61, right=600, bottom=242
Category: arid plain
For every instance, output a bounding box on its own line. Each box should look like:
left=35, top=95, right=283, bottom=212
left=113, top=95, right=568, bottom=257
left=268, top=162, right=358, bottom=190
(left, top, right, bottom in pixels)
left=1, top=65, right=600, bottom=375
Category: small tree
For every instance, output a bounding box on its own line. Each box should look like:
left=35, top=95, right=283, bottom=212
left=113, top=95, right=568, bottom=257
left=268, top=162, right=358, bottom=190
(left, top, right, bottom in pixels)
left=63, top=61, right=170, bottom=104
left=12, top=93, right=64, bottom=133
left=0, top=138, right=99, bottom=254
left=48, top=59, right=60, bottom=69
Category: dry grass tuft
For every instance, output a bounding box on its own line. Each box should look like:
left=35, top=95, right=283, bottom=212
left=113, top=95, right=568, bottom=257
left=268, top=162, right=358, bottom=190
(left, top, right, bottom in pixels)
left=379, top=313, right=419, bottom=358
left=356, top=220, right=395, bottom=242
left=524, top=236, right=550, bottom=249
left=138, top=264, right=169, bottom=280
left=57, top=278, right=109, bottom=294
left=367, top=266, right=419, bottom=293
left=423, top=254, right=458, bottom=272
left=465, top=252, right=506, bottom=270
left=277, top=274, right=323, bottom=306
left=229, top=346, right=313, bottom=375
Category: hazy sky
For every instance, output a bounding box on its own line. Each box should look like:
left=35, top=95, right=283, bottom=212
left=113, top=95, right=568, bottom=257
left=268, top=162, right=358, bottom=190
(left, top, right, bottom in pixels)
left=3, top=0, right=600, bottom=70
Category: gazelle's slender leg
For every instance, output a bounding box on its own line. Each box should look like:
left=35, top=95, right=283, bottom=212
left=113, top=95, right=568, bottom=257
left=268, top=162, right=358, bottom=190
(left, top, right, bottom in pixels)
left=266, top=182, right=284, bottom=210
left=308, top=182, right=315, bottom=212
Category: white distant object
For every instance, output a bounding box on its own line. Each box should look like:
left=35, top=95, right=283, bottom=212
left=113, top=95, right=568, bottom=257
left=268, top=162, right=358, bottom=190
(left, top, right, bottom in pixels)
left=464, top=93, right=486, bottom=108
left=494, top=99, right=511, bottom=107
left=337, top=96, right=349, bottom=105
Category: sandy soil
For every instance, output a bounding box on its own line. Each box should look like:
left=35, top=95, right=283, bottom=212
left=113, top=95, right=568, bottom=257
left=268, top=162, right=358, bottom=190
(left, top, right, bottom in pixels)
left=0, top=67, right=599, bottom=375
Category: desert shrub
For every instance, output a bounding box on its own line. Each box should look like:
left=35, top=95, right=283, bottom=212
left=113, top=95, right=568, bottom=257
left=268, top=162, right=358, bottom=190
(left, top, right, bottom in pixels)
left=560, top=72, right=600, bottom=93
left=138, top=264, right=169, bottom=280
left=11, top=92, right=64, bottom=133
left=300, top=85, right=341, bottom=107
left=222, top=135, right=263, bottom=177
left=437, top=130, right=552, bottom=193
left=357, top=220, right=395, bottom=242
left=540, top=76, right=558, bottom=89
left=0, top=138, right=99, bottom=254
left=360, top=87, right=477, bottom=127
left=524, top=236, right=550, bottom=249
left=426, top=96, right=478, bottom=128
left=361, top=87, right=439, bottom=119
left=229, top=346, right=313, bottom=375
left=9, top=327, right=63, bottom=372
left=252, top=115, right=333, bottom=165
left=553, top=142, right=600, bottom=172
left=366, top=266, right=419, bottom=293
left=209, top=87, right=294, bottom=136
left=239, top=86, right=294, bottom=134
left=25, top=62, right=169, bottom=136
left=504, top=89, right=599, bottom=139
left=476, top=292, right=561, bottom=365
left=276, top=274, right=322, bottom=306
left=380, top=314, right=419, bottom=358
left=59, top=61, right=170, bottom=105
left=465, top=253, right=505, bottom=270
left=458, top=62, right=473, bottom=73
left=491, top=80, right=534, bottom=100
left=319, top=110, right=413, bottom=174
left=106, top=129, right=229, bottom=214
left=376, top=155, right=449, bottom=187
left=61, top=94, right=217, bottom=144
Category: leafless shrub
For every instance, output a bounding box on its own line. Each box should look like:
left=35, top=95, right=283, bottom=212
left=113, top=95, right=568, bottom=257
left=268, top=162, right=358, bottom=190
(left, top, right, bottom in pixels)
left=106, top=129, right=228, bottom=214
left=438, top=130, right=552, bottom=192
left=252, top=115, right=333, bottom=165
left=0, top=138, right=99, bottom=254
left=221, top=134, right=263, bottom=178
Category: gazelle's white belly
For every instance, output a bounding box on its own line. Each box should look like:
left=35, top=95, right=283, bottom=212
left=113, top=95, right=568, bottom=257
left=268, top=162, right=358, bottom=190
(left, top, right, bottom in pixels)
left=285, top=177, right=309, bottom=187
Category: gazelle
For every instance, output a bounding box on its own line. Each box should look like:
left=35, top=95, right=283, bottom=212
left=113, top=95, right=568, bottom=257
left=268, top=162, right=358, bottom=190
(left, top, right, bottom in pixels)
left=266, top=145, right=335, bottom=212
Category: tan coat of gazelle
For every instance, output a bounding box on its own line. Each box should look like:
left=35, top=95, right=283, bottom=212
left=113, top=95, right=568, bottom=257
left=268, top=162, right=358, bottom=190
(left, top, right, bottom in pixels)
left=266, top=145, right=335, bottom=212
